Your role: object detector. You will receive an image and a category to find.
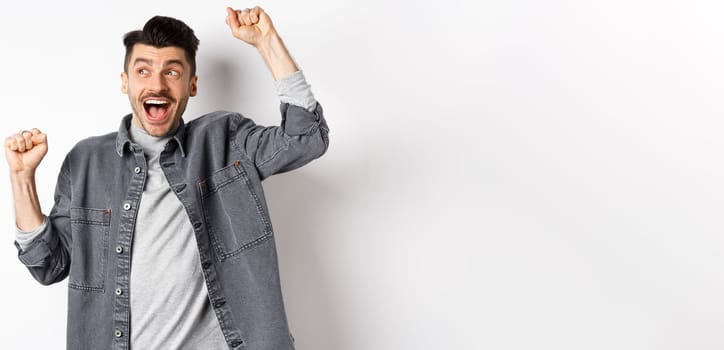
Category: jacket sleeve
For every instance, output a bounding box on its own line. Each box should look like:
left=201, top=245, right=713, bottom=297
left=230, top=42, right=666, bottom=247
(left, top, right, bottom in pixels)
left=234, top=101, right=329, bottom=180
left=14, top=156, right=72, bottom=285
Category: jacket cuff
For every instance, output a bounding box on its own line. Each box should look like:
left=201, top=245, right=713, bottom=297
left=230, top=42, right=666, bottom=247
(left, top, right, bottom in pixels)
left=15, top=216, right=48, bottom=250
left=15, top=219, right=59, bottom=267
left=280, top=102, right=326, bottom=136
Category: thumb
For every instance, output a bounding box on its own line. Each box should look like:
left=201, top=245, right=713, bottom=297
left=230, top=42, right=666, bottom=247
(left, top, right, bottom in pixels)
left=225, top=7, right=241, bottom=29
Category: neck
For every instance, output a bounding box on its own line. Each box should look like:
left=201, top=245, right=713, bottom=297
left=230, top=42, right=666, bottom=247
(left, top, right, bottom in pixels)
left=129, top=122, right=173, bottom=156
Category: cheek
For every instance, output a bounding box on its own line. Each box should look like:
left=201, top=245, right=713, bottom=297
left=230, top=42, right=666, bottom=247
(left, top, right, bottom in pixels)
left=175, top=86, right=194, bottom=99
left=126, top=87, right=139, bottom=100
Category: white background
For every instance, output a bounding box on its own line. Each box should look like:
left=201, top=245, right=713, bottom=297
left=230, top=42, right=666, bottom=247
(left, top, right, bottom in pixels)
left=1, top=1, right=723, bottom=349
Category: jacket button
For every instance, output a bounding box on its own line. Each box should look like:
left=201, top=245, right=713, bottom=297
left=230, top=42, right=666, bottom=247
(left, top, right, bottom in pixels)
left=115, top=288, right=123, bottom=296
left=134, top=166, right=141, bottom=174
left=114, top=329, right=123, bottom=338
left=213, top=301, right=225, bottom=308
left=231, top=340, right=243, bottom=347
left=115, top=246, right=123, bottom=254
left=193, top=222, right=202, bottom=229
left=123, top=203, right=131, bottom=210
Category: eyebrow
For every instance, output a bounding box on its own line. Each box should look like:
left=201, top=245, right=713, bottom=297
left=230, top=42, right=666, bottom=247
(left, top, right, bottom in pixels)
left=132, top=58, right=186, bottom=68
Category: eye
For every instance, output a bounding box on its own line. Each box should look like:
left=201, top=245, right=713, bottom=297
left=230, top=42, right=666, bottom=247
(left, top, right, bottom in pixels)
left=165, top=70, right=180, bottom=77
left=138, top=68, right=149, bottom=76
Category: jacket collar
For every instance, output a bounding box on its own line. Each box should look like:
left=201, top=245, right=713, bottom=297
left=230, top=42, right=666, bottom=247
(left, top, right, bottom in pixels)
left=115, top=114, right=187, bottom=157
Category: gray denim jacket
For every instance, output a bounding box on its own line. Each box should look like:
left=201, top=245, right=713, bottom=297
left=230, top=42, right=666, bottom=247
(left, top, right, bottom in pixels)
left=15, top=103, right=329, bottom=350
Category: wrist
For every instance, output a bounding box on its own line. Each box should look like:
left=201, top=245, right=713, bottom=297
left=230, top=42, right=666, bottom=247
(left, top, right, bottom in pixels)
left=9, top=167, right=44, bottom=232
left=10, top=170, right=36, bottom=184
left=255, top=32, right=299, bottom=80
left=255, top=31, right=283, bottom=59
left=10, top=174, right=37, bottom=201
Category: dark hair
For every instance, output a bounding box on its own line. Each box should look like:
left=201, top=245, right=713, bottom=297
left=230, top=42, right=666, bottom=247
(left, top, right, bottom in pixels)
left=123, top=16, right=200, bottom=75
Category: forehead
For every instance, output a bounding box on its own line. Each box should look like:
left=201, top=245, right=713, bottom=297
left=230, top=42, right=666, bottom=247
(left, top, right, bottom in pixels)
left=129, top=44, right=189, bottom=66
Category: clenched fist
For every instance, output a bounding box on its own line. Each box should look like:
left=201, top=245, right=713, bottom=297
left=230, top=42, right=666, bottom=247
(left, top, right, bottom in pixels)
left=225, top=6, right=277, bottom=47
left=5, top=128, right=48, bottom=174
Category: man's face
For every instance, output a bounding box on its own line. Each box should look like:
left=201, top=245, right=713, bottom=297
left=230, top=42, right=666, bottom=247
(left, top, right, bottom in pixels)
left=121, top=44, right=197, bottom=137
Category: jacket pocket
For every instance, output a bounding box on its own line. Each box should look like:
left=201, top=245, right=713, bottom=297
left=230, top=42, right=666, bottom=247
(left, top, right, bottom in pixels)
left=69, top=207, right=110, bottom=292
left=199, top=161, right=273, bottom=261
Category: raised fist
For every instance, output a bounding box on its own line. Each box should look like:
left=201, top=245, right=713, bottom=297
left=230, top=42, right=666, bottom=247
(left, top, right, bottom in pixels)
left=5, top=128, right=48, bottom=174
left=225, top=6, right=278, bottom=47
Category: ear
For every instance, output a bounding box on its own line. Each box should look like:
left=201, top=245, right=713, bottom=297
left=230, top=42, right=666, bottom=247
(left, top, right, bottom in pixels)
left=189, top=75, right=198, bottom=97
left=121, top=72, right=128, bottom=94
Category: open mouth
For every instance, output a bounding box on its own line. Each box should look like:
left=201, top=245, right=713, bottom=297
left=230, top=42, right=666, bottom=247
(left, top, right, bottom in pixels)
left=143, top=98, right=172, bottom=122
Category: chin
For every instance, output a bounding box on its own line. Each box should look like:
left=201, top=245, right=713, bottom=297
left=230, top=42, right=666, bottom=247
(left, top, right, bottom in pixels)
left=144, top=124, right=173, bottom=137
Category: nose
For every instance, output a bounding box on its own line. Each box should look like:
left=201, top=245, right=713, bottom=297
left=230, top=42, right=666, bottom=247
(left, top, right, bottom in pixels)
left=148, top=72, right=169, bottom=93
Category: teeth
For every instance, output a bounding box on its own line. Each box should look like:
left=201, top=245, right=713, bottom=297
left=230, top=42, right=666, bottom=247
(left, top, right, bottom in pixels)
left=145, top=100, right=167, bottom=105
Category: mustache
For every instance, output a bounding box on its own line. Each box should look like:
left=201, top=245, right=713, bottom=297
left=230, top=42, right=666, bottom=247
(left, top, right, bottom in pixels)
left=140, top=93, right=176, bottom=103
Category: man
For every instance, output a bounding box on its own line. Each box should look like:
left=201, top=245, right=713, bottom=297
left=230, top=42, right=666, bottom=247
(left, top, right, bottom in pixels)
left=5, top=6, right=328, bottom=350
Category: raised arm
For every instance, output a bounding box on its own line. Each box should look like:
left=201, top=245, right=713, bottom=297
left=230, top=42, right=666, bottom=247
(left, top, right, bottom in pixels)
left=5, top=128, right=48, bottom=231
left=224, top=6, right=329, bottom=179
